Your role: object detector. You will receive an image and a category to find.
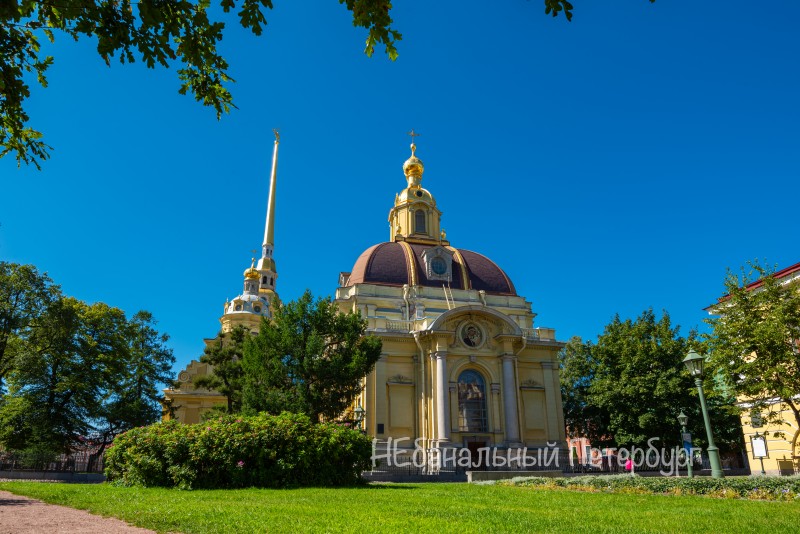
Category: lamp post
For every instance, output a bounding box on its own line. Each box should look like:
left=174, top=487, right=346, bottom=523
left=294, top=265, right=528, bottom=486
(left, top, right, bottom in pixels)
left=682, top=350, right=724, bottom=479
left=677, top=410, right=693, bottom=478
left=354, top=404, right=366, bottom=433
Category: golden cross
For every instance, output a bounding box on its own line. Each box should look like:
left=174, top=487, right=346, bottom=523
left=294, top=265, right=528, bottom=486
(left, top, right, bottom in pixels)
left=407, top=129, right=420, bottom=156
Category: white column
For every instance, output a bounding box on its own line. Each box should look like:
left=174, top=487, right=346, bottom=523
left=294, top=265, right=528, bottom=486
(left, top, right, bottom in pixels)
left=502, top=354, right=521, bottom=445
left=434, top=351, right=449, bottom=443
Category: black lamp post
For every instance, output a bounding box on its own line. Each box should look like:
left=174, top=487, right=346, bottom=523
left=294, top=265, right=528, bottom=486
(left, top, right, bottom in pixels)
left=682, top=350, right=724, bottom=479
left=677, top=410, right=692, bottom=478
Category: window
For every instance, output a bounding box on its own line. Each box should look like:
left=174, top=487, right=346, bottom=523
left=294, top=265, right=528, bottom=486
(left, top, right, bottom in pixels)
left=431, top=257, right=447, bottom=275
left=415, top=209, right=426, bottom=233
left=457, top=370, right=488, bottom=432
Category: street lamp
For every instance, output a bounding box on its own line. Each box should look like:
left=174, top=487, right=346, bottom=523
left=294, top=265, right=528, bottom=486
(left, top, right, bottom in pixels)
left=677, top=410, right=693, bottom=478
left=354, top=404, right=366, bottom=432
left=682, top=350, right=724, bottom=479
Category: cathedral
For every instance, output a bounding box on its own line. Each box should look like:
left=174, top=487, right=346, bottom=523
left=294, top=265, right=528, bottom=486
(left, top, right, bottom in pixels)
left=165, top=133, right=566, bottom=459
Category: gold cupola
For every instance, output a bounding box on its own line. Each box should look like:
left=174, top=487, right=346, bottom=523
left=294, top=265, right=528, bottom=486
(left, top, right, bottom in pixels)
left=388, top=137, right=446, bottom=245
left=244, top=258, right=259, bottom=281
left=403, top=142, right=424, bottom=187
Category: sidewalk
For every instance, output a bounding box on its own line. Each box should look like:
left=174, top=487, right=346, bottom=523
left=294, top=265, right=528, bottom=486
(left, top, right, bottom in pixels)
left=0, top=490, right=155, bottom=534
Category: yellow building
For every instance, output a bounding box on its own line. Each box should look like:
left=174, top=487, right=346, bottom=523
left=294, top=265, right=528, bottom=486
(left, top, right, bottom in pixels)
left=165, top=136, right=567, bottom=463
left=708, top=261, right=800, bottom=475
left=337, top=140, right=566, bottom=462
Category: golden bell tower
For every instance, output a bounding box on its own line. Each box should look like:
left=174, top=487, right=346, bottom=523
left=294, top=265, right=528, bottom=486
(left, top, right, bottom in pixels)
left=387, top=132, right=448, bottom=246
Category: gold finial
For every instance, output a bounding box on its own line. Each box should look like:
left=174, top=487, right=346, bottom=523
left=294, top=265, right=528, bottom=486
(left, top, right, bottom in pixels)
left=244, top=256, right=259, bottom=280
left=440, top=229, right=446, bottom=240
left=407, top=129, right=420, bottom=156
left=273, top=128, right=280, bottom=142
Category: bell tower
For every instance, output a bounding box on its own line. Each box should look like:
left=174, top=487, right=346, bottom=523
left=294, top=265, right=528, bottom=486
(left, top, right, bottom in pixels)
left=387, top=132, right=448, bottom=246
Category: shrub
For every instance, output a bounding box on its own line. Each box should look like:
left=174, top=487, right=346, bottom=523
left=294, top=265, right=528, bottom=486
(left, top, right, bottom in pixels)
left=499, top=474, right=800, bottom=501
left=104, top=412, right=372, bottom=489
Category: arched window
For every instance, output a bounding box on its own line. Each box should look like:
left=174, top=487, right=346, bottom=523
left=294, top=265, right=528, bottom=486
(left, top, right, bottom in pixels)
left=414, top=209, right=426, bottom=234
left=457, top=370, right=488, bottom=432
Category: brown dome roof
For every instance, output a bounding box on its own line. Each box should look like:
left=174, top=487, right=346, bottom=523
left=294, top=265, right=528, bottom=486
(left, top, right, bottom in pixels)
left=347, top=242, right=516, bottom=295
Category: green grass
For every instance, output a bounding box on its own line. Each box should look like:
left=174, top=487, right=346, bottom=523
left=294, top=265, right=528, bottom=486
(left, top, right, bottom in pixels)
left=1, top=481, right=799, bottom=533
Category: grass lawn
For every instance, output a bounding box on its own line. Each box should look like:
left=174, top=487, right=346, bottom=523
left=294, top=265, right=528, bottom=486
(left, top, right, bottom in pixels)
left=1, top=481, right=799, bottom=533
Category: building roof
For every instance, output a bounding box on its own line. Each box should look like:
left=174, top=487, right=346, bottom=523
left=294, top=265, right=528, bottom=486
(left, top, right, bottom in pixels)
left=347, top=241, right=517, bottom=295
left=705, top=260, right=800, bottom=312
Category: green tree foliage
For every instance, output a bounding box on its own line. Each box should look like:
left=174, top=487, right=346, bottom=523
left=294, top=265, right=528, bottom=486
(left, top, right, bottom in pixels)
left=559, top=336, right=607, bottom=439
left=1, top=0, right=402, bottom=169
left=1, top=1, right=660, bottom=169
left=706, top=260, right=800, bottom=433
left=0, top=262, right=174, bottom=455
left=94, top=310, right=175, bottom=456
left=194, top=325, right=247, bottom=414
left=560, top=309, right=742, bottom=451
left=0, top=298, right=128, bottom=453
left=242, top=290, right=381, bottom=421
left=0, top=261, right=60, bottom=390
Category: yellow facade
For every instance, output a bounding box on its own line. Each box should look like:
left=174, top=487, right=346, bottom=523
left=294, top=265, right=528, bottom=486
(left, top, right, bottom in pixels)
left=740, top=401, right=800, bottom=475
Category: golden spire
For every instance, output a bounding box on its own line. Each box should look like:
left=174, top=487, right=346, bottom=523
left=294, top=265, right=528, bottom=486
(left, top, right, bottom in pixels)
left=257, top=130, right=280, bottom=295
left=262, top=129, right=279, bottom=251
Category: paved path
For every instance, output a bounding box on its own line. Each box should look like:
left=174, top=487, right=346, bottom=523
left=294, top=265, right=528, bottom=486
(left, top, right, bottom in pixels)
left=0, top=490, right=155, bottom=534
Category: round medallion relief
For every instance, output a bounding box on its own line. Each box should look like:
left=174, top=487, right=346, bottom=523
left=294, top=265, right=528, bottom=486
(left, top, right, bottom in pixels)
left=461, top=322, right=483, bottom=348
left=178, top=371, right=190, bottom=382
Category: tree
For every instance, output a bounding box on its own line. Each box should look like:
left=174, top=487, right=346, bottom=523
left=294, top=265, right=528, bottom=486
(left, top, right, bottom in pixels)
left=1, top=0, right=401, bottom=169
left=242, top=290, right=381, bottom=421
left=0, top=261, right=60, bottom=391
left=194, top=324, right=247, bottom=414
left=559, top=336, right=607, bottom=440
left=2, top=1, right=659, bottom=170
left=92, top=310, right=175, bottom=461
left=0, top=288, right=174, bottom=458
left=560, top=309, right=742, bottom=451
left=706, top=260, right=800, bottom=434
left=0, top=297, right=127, bottom=453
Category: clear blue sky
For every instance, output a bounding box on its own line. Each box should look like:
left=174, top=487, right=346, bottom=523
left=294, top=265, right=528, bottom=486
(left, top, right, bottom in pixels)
left=2, top=1, right=798, bottom=375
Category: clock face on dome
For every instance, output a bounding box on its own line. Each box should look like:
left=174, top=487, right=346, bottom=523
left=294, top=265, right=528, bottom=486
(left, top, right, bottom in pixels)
left=431, top=257, right=447, bottom=275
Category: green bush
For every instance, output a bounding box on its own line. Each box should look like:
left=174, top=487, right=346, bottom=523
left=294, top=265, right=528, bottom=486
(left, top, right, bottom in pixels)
left=104, top=412, right=372, bottom=489
left=499, top=474, right=800, bottom=501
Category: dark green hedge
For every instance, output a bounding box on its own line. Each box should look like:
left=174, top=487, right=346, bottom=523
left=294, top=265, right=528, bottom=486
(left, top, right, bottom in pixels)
left=500, top=474, right=800, bottom=500
left=104, top=412, right=372, bottom=489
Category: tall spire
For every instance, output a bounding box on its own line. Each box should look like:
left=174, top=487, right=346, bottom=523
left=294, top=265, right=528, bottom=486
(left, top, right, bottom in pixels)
left=257, top=130, right=280, bottom=296
left=262, top=129, right=279, bottom=255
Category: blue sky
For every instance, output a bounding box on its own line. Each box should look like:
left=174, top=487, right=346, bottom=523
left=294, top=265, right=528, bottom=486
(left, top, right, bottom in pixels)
left=2, top=1, right=798, bottom=375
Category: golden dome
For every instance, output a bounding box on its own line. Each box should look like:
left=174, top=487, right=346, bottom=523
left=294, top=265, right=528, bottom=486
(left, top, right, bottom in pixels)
left=403, top=142, right=424, bottom=185
left=397, top=186, right=435, bottom=206
left=244, top=258, right=259, bottom=280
